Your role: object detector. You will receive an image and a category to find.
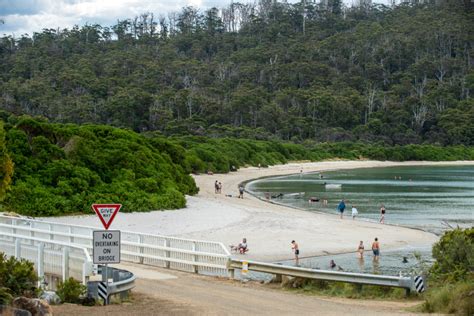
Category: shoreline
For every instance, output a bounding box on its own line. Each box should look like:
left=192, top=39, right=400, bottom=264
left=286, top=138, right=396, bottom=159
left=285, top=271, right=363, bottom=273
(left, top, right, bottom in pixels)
left=41, top=160, right=474, bottom=262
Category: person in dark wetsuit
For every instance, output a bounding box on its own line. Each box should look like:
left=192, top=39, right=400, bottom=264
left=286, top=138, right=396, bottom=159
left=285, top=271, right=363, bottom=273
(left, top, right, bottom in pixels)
left=337, top=199, right=346, bottom=219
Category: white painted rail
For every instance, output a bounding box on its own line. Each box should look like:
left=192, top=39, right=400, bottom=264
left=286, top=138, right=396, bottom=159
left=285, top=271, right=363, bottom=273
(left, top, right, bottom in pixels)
left=230, top=259, right=415, bottom=293
left=0, top=215, right=230, bottom=276
left=0, top=232, right=93, bottom=285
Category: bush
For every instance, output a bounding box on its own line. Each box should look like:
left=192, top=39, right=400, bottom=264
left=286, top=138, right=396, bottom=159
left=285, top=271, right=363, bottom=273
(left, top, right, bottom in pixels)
left=430, top=228, right=474, bottom=283
left=0, top=253, right=37, bottom=298
left=56, top=278, right=86, bottom=304
left=0, top=287, right=13, bottom=305
left=284, top=278, right=406, bottom=299
left=421, top=228, right=474, bottom=315
left=422, top=279, right=474, bottom=315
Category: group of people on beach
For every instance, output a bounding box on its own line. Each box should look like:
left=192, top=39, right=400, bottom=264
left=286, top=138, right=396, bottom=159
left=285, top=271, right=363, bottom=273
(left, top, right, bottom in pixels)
left=337, top=199, right=386, bottom=224
left=214, top=181, right=245, bottom=198
left=222, top=177, right=384, bottom=270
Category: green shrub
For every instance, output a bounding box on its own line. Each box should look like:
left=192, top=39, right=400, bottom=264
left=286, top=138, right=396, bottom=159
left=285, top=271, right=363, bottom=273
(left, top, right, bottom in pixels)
left=284, top=278, right=406, bottom=299
left=421, top=228, right=474, bottom=315
left=0, top=253, right=37, bottom=299
left=422, top=280, right=474, bottom=315
left=56, top=278, right=86, bottom=304
left=0, top=287, right=13, bottom=305
left=3, top=116, right=474, bottom=216
left=430, top=228, right=474, bottom=283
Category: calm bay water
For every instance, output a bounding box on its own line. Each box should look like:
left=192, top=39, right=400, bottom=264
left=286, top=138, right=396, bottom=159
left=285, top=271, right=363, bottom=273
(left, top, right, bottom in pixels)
left=247, top=165, right=474, bottom=235
left=245, top=165, right=473, bottom=275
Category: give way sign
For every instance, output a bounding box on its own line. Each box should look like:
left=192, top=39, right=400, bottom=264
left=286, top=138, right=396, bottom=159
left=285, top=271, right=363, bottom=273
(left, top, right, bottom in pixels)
left=92, top=204, right=122, bottom=230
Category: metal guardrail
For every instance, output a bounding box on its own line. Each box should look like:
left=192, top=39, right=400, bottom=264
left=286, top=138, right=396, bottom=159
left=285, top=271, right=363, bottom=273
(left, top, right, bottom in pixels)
left=229, top=259, right=415, bottom=293
left=0, top=215, right=230, bottom=276
left=87, top=265, right=136, bottom=302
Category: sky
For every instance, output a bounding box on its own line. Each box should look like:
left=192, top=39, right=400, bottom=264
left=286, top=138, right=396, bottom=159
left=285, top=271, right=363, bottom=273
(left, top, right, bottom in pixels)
left=0, top=0, right=378, bottom=37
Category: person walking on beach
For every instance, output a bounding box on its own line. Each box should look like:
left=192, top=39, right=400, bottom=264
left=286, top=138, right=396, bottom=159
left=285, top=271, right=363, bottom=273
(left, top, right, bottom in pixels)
left=351, top=205, right=358, bottom=220
left=357, top=241, right=365, bottom=259
left=291, top=240, right=300, bottom=265
left=337, top=199, right=346, bottom=219
left=379, top=204, right=386, bottom=224
left=218, top=182, right=223, bottom=194
left=238, top=185, right=244, bottom=199
left=372, top=238, right=380, bottom=261
left=214, top=180, right=219, bottom=194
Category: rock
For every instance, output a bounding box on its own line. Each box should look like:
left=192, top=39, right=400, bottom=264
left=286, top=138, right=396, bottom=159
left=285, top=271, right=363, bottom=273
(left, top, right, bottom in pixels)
left=39, top=291, right=61, bottom=305
left=281, top=277, right=307, bottom=288
left=12, top=297, right=53, bottom=316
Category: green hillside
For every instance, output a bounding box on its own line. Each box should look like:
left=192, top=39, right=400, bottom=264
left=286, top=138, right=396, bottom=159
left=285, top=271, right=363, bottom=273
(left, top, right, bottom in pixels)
left=0, top=1, right=472, bottom=145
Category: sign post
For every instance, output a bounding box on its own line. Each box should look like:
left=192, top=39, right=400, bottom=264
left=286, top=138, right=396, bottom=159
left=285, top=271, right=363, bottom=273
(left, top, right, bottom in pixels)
left=92, top=204, right=121, bottom=305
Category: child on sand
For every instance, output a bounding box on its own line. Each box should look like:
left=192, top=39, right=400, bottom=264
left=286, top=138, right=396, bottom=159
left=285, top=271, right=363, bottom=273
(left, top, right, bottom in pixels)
left=351, top=205, right=358, bottom=219
left=291, top=240, right=299, bottom=265
left=238, top=185, right=244, bottom=198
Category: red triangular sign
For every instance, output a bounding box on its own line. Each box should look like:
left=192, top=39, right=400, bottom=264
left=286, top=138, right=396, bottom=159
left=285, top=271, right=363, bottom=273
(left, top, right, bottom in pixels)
left=92, top=204, right=122, bottom=230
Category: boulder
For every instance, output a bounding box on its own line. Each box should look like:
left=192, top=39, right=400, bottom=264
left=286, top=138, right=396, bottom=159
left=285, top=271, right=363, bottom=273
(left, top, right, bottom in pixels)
left=12, top=297, right=52, bottom=316
left=39, top=291, right=61, bottom=305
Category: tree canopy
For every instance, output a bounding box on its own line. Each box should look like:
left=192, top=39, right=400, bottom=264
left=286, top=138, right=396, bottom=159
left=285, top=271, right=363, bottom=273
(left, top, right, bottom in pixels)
left=0, top=1, right=472, bottom=145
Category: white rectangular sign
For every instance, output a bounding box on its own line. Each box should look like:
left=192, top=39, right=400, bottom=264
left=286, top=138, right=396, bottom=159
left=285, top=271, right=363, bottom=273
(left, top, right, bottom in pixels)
left=93, top=230, right=121, bottom=264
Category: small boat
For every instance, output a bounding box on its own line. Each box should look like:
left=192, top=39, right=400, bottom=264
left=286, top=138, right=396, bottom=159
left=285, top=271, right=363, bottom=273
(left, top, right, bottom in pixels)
left=325, top=184, right=342, bottom=189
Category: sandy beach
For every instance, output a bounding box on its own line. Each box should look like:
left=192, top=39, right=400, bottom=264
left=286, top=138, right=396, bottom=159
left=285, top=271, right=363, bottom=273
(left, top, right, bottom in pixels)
left=44, top=160, right=474, bottom=261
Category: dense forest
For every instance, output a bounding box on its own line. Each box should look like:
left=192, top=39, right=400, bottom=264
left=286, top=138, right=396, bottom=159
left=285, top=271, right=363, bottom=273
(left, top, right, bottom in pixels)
left=0, top=1, right=473, bottom=145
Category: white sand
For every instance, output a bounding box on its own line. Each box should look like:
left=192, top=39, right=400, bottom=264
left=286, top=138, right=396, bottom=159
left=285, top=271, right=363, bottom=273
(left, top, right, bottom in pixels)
left=44, top=160, right=474, bottom=261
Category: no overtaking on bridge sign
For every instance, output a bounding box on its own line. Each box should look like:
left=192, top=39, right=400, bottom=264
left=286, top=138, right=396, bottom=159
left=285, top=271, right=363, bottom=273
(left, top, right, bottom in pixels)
left=93, top=230, right=121, bottom=264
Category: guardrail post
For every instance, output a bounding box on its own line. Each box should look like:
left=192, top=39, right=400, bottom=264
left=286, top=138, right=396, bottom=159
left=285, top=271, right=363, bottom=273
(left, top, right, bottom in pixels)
left=82, top=262, right=90, bottom=285
left=12, top=218, right=17, bottom=235
left=68, top=226, right=74, bottom=244
left=192, top=242, right=198, bottom=273
left=164, top=239, right=170, bottom=269
left=30, top=222, right=35, bottom=245
left=15, top=238, right=21, bottom=258
left=226, top=258, right=235, bottom=279
left=37, top=243, right=45, bottom=287
left=139, top=235, right=144, bottom=264
left=48, top=224, right=53, bottom=240
left=62, top=247, right=69, bottom=281
left=273, top=274, right=282, bottom=283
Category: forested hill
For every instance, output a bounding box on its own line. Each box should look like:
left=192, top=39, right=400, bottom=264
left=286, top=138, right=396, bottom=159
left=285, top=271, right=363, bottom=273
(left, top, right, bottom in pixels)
left=0, top=1, right=473, bottom=145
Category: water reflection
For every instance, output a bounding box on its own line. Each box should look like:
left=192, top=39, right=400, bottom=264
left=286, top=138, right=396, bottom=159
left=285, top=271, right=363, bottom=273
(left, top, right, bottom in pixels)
left=372, top=258, right=380, bottom=274
left=357, top=258, right=364, bottom=273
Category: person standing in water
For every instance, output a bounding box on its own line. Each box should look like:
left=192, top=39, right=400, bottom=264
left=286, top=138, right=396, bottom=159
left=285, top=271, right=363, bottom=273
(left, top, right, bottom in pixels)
left=372, top=238, right=380, bottom=261
left=379, top=204, right=386, bottom=224
left=291, top=240, right=300, bottom=265
left=357, top=241, right=365, bottom=259
left=337, top=199, right=346, bottom=219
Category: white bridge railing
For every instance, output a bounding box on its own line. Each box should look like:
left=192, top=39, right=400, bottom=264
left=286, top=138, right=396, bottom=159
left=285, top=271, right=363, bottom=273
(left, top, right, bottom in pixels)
left=0, top=215, right=230, bottom=277
left=0, top=233, right=93, bottom=285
